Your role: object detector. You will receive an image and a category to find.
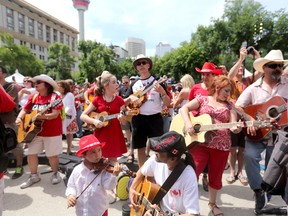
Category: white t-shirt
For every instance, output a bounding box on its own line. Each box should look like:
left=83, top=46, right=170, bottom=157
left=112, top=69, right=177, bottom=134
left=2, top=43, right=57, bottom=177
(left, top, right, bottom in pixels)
left=19, top=87, right=37, bottom=107
left=66, top=162, right=118, bottom=216
left=132, top=76, right=162, bottom=115
left=141, top=154, right=200, bottom=215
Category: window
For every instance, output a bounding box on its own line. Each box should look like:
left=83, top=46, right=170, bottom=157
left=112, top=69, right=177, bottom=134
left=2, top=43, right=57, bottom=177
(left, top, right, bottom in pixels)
left=6, top=8, right=14, bottom=30
left=60, top=32, right=64, bottom=43
left=46, top=26, right=51, bottom=43
left=38, top=22, right=43, bottom=40
left=28, top=18, right=34, bottom=37
left=18, top=13, right=25, bottom=34
left=53, top=29, right=57, bottom=42
left=66, top=35, right=70, bottom=45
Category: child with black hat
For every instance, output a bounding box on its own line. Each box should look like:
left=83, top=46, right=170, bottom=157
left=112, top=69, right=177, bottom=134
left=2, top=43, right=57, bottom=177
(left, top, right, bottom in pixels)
left=129, top=131, right=200, bottom=216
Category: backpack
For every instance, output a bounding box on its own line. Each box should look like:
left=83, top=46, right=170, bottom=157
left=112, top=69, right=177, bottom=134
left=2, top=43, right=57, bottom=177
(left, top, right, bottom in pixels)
left=0, top=119, right=18, bottom=172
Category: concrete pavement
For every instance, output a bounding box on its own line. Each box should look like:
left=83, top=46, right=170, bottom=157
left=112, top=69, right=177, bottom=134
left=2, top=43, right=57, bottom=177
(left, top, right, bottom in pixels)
left=2, top=138, right=287, bottom=216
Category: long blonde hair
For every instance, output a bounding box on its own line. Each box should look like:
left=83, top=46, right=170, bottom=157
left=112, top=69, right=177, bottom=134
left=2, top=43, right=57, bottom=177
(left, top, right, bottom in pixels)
left=180, top=74, right=195, bottom=89
left=94, top=71, right=115, bottom=96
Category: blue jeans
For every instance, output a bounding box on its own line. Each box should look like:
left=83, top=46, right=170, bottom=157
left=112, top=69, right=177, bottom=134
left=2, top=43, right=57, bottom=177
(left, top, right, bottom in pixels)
left=244, top=138, right=274, bottom=190
left=76, top=106, right=83, bottom=137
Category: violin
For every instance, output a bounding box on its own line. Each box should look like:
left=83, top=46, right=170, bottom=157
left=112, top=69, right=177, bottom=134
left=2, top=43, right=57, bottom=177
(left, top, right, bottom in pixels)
left=92, top=158, right=136, bottom=177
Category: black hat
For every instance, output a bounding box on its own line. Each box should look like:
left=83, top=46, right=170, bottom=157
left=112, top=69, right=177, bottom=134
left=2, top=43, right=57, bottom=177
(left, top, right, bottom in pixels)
left=149, top=131, right=187, bottom=156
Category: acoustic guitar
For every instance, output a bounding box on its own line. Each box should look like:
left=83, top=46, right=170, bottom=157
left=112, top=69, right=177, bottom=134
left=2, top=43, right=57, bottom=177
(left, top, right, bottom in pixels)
left=169, top=113, right=273, bottom=148
left=83, top=94, right=95, bottom=110
left=243, top=96, right=288, bottom=141
left=17, top=99, right=62, bottom=143
left=130, top=178, right=163, bottom=216
left=128, top=78, right=167, bottom=109
left=85, top=109, right=140, bottom=131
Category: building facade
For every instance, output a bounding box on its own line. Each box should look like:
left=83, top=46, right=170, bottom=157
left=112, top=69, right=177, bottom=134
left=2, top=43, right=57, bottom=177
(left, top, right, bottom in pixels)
left=0, top=0, right=79, bottom=62
left=125, top=37, right=145, bottom=57
left=155, top=42, right=173, bottom=58
left=111, top=45, right=128, bottom=61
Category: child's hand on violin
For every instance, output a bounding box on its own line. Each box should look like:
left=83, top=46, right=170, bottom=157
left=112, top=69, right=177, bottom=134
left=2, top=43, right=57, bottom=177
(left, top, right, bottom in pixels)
left=112, top=162, right=121, bottom=176
left=67, top=194, right=77, bottom=208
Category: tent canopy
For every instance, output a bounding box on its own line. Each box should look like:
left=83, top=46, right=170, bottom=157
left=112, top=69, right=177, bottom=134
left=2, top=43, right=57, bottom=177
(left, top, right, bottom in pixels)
left=5, top=69, right=25, bottom=85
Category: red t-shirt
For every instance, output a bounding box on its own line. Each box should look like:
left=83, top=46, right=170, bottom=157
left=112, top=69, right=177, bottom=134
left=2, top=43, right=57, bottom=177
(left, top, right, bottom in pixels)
left=188, top=83, right=208, bottom=116
left=0, top=87, right=16, bottom=112
left=24, top=93, right=63, bottom=136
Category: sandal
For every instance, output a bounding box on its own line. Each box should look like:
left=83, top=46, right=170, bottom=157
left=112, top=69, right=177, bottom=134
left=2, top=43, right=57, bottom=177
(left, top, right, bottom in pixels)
left=226, top=175, right=236, bottom=184
left=237, top=175, right=248, bottom=186
left=208, top=202, right=224, bottom=216
left=126, top=154, right=134, bottom=164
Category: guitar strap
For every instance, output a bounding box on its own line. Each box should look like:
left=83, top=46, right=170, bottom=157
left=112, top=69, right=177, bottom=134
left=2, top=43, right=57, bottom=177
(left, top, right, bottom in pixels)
left=151, top=161, right=187, bottom=205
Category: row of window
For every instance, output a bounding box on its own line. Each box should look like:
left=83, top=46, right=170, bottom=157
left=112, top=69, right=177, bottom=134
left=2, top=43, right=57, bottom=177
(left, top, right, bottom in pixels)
left=6, top=7, right=76, bottom=51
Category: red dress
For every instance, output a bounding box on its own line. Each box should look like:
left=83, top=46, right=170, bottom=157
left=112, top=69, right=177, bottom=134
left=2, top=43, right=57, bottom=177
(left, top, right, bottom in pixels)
left=92, top=95, right=127, bottom=158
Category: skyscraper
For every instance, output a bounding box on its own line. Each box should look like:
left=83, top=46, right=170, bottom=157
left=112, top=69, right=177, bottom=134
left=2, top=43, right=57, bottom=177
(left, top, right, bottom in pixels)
left=156, top=42, right=173, bottom=58
left=72, top=0, right=90, bottom=41
left=125, top=37, right=146, bottom=57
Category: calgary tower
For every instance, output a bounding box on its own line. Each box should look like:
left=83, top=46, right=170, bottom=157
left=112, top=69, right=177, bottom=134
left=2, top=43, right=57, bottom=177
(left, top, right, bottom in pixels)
left=72, top=0, right=90, bottom=41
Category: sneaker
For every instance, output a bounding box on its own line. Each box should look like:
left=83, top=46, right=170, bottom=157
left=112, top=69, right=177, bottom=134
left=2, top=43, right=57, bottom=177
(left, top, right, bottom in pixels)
left=20, top=175, right=41, bottom=189
left=51, top=172, right=61, bottom=185
left=254, top=189, right=267, bottom=213
left=12, top=167, right=24, bottom=179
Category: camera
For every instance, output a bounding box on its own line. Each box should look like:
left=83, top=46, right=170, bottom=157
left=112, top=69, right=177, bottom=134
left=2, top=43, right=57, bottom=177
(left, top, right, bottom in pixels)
left=247, top=47, right=255, bottom=55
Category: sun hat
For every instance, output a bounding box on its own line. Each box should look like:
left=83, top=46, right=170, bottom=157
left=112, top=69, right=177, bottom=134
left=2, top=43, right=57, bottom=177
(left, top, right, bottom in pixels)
left=133, top=54, right=153, bottom=71
left=30, top=74, right=58, bottom=90
left=253, top=50, right=288, bottom=72
left=149, top=131, right=188, bottom=156
left=195, top=62, right=222, bottom=75
left=76, top=134, right=105, bottom=156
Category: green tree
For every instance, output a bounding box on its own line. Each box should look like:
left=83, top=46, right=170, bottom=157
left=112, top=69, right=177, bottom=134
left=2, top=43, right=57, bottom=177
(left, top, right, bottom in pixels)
left=46, top=42, right=75, bottom=80
left=0, top=33, right=44, bottom=76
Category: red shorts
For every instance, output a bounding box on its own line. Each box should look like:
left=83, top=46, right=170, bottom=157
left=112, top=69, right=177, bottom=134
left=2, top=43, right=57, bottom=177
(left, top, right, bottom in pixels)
left=190, top=145, right=229, bottom=190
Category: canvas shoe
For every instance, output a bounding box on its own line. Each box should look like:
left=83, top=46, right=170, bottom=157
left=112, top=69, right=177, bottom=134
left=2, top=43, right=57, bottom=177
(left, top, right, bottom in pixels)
left=20, top=174, right=41, bottom=189
left=12, top=167, right=24, bottom=179
left=51, top=172, right=61, bottom=185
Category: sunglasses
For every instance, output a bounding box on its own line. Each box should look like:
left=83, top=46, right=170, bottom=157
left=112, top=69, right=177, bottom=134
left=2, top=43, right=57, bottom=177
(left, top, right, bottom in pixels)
left=136, top=61, right=148, bottom=66
left=122, top=82, right=129, bottom=84
left=23, top=80, right=31, bottom=83
left=34, top=80, right=45, bottom=85
left=265, top=64, right=284, bottom=69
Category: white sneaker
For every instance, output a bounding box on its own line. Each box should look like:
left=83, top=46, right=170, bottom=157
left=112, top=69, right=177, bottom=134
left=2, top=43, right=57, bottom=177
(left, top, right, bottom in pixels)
left=51, top=172, right=61, bottom=185
left=20, top=175, right=41, bottom=189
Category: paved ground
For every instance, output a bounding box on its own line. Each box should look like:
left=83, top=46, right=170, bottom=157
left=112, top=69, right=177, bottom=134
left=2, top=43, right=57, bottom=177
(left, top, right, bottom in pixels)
left=2, top=139, right=287, bottom=216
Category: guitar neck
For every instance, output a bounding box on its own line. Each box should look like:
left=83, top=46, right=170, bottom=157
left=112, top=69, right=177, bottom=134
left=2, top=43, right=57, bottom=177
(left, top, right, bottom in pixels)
left=199, top=121, right=255, bottom=132
left=139, top=78, right=167, bottom=98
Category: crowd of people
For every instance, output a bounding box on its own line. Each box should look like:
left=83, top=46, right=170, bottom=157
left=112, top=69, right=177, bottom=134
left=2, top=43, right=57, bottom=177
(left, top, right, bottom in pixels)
left=0, top=46, right=288, bottom=216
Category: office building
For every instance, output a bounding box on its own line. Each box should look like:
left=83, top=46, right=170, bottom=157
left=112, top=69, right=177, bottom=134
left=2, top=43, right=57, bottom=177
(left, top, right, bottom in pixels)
left=0, top=0, right=79, bottom=62
left=155, top=42, right=173, bottom=58
left=125, top=37, right=145, bottom=57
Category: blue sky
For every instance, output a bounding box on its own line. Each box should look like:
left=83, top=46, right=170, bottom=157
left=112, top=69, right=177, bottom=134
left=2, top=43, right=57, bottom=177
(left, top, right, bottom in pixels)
left=25, top=0, right=287, bottom=57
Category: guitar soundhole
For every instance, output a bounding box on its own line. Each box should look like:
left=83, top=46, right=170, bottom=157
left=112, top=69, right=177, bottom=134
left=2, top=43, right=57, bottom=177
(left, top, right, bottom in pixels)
left=268, top=107, right=279, bottom=118
left=99, top=116, right=104, bottom=122
left=194, top=124, right=201, bottom=133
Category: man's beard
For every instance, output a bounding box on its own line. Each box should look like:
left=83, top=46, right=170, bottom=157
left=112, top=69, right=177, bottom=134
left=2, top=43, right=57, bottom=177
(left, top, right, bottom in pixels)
left=271, top=70, right=282, bottom=81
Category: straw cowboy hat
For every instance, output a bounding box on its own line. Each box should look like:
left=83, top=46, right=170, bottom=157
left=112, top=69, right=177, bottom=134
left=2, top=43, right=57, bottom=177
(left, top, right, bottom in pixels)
left=31, top=74, right=58, bottom=90
left=195, top=62, right=222, bottom=75
left=253, top=50, right=288, bottom=72
left=133, top=54, right=153, bottom=71
left=76, top=134, right=105, bottom=156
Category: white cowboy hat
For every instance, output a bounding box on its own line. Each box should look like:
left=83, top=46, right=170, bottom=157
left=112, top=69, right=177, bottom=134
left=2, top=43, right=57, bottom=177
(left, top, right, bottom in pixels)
left=253, top=50, right=288, bottom=72
left=133, top=54, right=153, bottom=71
left=31, top=74, right=58, bottom=90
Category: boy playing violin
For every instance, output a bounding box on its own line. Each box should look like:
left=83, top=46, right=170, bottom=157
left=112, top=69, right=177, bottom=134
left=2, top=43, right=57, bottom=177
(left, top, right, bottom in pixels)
left=66, top=134, right=121, bottom=216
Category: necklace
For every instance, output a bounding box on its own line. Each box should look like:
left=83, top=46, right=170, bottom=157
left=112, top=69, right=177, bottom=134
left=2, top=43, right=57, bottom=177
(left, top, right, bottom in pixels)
left=103, top=95, right=114, bottom=112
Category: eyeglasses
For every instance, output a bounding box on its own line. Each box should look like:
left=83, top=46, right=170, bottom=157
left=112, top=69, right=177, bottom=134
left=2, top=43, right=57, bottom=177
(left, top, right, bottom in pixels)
left=136, top=61, right=148, bottom=66
left=34, top=80, right=45, bottom=85
left=122, top=82, right=129, bottom=84
left=265, top=64, right=284, bottom=69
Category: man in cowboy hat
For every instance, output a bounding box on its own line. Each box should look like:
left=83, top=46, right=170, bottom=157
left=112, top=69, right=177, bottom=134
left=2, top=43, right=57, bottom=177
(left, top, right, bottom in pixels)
left=236, top=50, right=288, bottom=214
left=16, top=74, right=64, bottom=189
left=125, top=54, right=171, bottom=167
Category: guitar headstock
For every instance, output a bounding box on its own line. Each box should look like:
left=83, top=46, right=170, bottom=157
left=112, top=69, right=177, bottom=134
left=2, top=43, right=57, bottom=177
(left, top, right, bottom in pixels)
left=50, top=98, right=62, bottom=108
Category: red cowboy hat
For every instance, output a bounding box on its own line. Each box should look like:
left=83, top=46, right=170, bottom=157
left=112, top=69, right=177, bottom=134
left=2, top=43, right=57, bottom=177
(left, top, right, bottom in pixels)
left=76, top=135, right=105, bottom=156
left=195, top=62, right=222, bottom=75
